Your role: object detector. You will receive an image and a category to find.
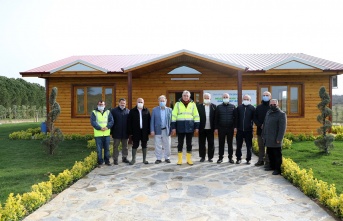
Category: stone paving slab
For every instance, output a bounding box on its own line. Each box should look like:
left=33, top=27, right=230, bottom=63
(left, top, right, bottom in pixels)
left=24, top=138, right=336, bottom=221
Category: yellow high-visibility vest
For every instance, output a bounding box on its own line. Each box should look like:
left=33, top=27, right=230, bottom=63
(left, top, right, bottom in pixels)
left=93, top=110, right=111, bottom=137
left=172, top=101, right=200, bottom=126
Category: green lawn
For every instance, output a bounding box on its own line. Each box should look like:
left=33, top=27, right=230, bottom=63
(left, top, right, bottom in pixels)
left=283, top=141, right=343, bottom=194
left=0, top=122, right=93, bottom=204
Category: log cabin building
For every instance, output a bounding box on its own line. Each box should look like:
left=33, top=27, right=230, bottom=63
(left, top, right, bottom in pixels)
left=20, top=49, right=343, bottom=135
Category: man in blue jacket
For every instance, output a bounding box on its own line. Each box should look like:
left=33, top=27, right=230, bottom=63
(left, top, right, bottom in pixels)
left=110, top=98, right=130, bottom=165
left=150, top=95, right=172, bottom=164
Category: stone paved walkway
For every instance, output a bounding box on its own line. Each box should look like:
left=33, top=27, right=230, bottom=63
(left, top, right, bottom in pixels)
left=24, top=138, right=336, bottom=221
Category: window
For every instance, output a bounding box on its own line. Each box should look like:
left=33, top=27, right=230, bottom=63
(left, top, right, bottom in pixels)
left=73, top=84, right=115, bottom=117
left=259, top=83, right=303, bottom=116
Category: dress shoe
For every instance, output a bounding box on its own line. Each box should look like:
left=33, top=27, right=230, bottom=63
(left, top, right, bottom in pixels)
left=236, top=160, right=241, bottom=164
left=113, top=160, right=118, bottom=165
left=208, top=159, right=213, bottom=162
left=155, top=160, right=162, bottom=164
left=165, top=159, right=171, bottom=163
left=217, top=159, right=223, bottom=164
left=122, top=157, right=130, bottom=163
left=246, top=161, right=251, bottom=165
left=200, top=158, right=205, bottom=162
left=272, top=170, right=281, bottom=175
left=228, top=159, right=234, bottom=164
left=255, top=161, right=264, bottom=166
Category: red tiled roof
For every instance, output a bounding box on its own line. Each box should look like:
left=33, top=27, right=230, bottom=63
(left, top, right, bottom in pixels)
left=23, top=52, right=343, bottom=73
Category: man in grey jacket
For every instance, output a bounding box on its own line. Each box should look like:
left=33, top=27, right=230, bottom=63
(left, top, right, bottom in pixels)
left=150, top=95, right=172, bottom=164
left=262, top=99, right=287, bottom=175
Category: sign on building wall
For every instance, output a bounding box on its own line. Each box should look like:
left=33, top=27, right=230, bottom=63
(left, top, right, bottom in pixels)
left=204, top=90, right=257, bottom=107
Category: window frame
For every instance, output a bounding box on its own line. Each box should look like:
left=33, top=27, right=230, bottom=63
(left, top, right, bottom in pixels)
left=72, top=84, right=116, bottom=118
left=258, top=82, right=304, bottom=117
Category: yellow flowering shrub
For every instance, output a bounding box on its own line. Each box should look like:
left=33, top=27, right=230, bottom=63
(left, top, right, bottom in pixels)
left=70, top=161, right=88, bottom=180
left=252, top=138, right=258, bottom=154
left=83, top=151, right=97, bottom=171
left=317, top=181, right=337, bottom=207
left=21, top=191, right=45, bottom=213
left=282, top=157, right=343, bottom=218
left=0, top=149, right=98, bottom=220
left=282, top=138, right=292, bottom=149
left=31, top=182, right=52, bottom=201
left=21, top=181, right=53, bottom=213
left=87, top=139, right=96, bottom=149
left=0, top=193, right=26, bottom=221
left=332, top=125, right=343, bottom=134
left=49, top=169, right=73, bottom=193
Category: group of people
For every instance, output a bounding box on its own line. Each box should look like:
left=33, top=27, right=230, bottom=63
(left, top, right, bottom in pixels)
left=90, top=90, right=287, bottom=175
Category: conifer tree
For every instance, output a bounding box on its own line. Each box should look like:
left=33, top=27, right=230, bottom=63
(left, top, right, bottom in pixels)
left=314, top=86, right=334, bottom=153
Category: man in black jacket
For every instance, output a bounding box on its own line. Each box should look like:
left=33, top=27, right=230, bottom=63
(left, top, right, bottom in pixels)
left=253, top=91, right=271, bottom=167
left=127, top=98, right=151, bottom=165
left=215, top=93, right=236, bottom=164
left=197, top=92, right=216, bottom=162
left=234, top=94, right=255, bottom=164
left=110, top=98, right=130, bottom=165
left=262, top=99, right=287, bottom=175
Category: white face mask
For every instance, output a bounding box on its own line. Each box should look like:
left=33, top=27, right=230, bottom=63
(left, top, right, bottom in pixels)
left=203, top=99, right=211, bottom=104
left=242, top=100, right=250, bottom=106
left=137, top=103, right=144, bottom=109
left=223, top=98, right=230, bottom=103
left=98, top=106, right=105, bottom=111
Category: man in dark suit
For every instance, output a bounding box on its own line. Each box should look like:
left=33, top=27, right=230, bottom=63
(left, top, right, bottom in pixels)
left=127, top=98, right=151, bottom=165
left=197, top=93, right=216, bottom=162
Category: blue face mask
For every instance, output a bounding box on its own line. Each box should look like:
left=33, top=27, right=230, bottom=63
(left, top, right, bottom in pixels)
left=159, top=101, right=166, bottom=107
left=262, top=96, right=270, bottom=102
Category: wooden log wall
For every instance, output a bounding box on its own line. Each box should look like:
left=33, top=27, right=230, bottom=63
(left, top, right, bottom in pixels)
left=47, top=67, right=330, bottom=136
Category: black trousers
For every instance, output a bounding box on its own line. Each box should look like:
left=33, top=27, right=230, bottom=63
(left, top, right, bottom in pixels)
left=218, top=128, right=234, bottom=159
left=267, top=147, right=282, bottom=171
left=198, top=129, right=215, bottom=159
left=132, top=129, right=147, bottom=149
left=235, top=130, right=253, bottom=161
left=177, top=133, right=193, bottom=152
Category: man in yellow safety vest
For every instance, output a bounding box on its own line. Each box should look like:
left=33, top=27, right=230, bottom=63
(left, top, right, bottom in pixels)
left=171, top=90, right=200, bottom=165
left=90, top=100, right=114, bottom=168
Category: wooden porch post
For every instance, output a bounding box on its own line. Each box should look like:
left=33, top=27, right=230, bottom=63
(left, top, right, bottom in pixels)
left=237, top=70, right=242, bottom=105
left=128, top=72, right=132, bottom=109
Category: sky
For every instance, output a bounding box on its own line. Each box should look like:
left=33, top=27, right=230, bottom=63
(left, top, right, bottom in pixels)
left=1, top=0, right=343, bottom=95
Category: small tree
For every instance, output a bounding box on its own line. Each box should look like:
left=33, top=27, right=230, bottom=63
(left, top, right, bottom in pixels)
left=42, top=87, right=63, bottom=155
left=314, top=86, right=334, bottom=153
